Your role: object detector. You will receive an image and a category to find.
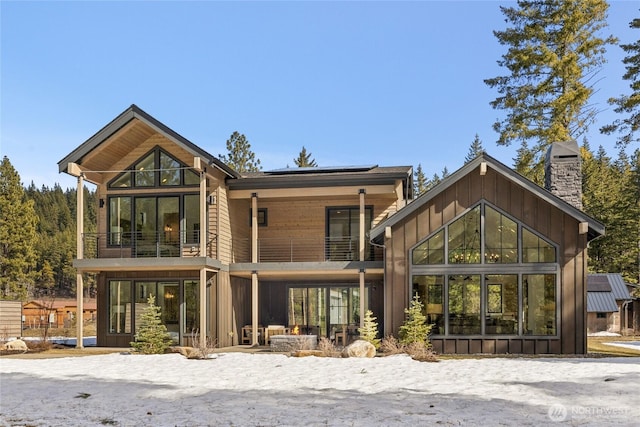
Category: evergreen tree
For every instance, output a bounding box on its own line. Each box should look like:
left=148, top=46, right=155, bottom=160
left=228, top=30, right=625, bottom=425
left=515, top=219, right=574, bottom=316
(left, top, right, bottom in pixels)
left=485, top=0, right=616, bottom=184
left=130, top=294, right=173, bottom=354
left=398, top=294, right=432, bottom=346
left=0, top=157, right=38, bottom=300
left=358, top=309, right=381, bottom=349
left=582, top=144, right=640, bottom=282
left=413, top=164, right=428, bottom=197
left=601, top=14, right=640, bottom=148
left=465, top=134, right=484, bottom=163
left=513, top=140, right=539, bottom=181
left=219, top=131, right=261, bottom=173
left=293, top=146, right=317, bottom=167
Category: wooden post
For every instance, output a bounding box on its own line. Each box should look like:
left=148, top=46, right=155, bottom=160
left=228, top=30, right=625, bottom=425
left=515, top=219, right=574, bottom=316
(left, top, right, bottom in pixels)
left=359, top=189, right=365, bottom=328
left=199, top=167, right=207, bottom=339
left=76, top=173, right=84, bottom=349
left=251, top=193, right=259, bottom=345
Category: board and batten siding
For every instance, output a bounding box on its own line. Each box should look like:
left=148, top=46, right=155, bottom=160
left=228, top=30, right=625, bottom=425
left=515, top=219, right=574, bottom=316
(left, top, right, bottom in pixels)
left=384, top=165, right=588, bottom=354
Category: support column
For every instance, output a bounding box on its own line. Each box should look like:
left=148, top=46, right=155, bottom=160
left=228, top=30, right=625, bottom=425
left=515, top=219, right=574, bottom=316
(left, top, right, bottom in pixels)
left=76, top=174, right=84, bottom=349
left=200, top=268, right=207, bottom=340
left=251, top=193, right=259, bottom=345
left=359, top=189, right=365, bottom=329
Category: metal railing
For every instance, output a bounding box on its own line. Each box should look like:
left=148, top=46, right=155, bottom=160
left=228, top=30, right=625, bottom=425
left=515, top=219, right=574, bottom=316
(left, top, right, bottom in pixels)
left=231, top=237, right=383, bottom=263
left=82, top=233, right=382, bottom=263
left=81, top=231, right=216, bottom=259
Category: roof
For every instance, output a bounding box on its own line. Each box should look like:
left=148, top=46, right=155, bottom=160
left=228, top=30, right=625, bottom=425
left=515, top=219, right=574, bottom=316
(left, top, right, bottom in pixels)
left=228, top=165, right=413, bottom=193
left=58, top=104, right=239, bottom=179
left=24, top=299, right=97, bottom=310
left=587, top=292, right=619, bottom=313
left=588, top=274, right=631, bottom=300
left=370, top=152, right=605, bottom=243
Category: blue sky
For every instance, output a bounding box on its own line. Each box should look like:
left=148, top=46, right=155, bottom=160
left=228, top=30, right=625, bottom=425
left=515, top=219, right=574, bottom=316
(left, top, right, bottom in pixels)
left=1, top=1, right=638, bottom=190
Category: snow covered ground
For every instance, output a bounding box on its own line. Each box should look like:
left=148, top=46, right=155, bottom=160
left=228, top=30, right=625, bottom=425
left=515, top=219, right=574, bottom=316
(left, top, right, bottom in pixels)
left=1, top=352, right=639, bottom=427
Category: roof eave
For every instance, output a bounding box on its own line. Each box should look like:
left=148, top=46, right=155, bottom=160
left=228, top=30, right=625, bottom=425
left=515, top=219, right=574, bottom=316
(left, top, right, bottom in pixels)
left=58, top=104, right=240, bottom=179
left=371, top=153, right=605, bottom=243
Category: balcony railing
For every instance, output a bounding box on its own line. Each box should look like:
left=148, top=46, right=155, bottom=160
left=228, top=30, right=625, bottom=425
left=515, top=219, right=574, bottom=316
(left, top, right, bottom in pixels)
left=81, top=233, right=383, bottom=263
left=81, top=231, right=217, bottom=259
left=231, top=237, right=383, bottom=263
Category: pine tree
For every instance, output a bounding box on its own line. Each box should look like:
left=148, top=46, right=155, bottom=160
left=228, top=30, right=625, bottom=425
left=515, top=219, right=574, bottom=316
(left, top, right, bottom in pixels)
left=219, top=131, right=261, bottom=173
left=358, top=309, right=381, bottom=349
left=601, top=15, right=640, bottom=148
left=485, top=0, right=617, bottom=183
left=398, top=293, right=432, bottom=346
left=130, top=294, right=173, bottom=354
left=0, top=156, right=38, bottom=300
left=413, top=164, right=428, bottom=197
left=465, top=134, right=484, bottom=163
left=293, top=146, right=317, bottom=167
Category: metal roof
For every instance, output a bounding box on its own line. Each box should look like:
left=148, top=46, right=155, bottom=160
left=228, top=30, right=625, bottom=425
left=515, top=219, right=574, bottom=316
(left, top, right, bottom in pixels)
left=587, top=292, right=619, bottom=313
left=588, top=274, right=631, bottom=300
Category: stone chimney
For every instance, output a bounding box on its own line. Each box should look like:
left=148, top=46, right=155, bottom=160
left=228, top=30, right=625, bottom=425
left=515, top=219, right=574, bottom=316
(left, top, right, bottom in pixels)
left=544, top=140, right=582, bottom=210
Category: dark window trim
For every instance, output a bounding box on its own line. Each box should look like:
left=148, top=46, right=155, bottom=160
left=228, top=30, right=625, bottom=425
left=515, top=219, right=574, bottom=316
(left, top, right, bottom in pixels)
left=107, top=145, right=199, bottom=189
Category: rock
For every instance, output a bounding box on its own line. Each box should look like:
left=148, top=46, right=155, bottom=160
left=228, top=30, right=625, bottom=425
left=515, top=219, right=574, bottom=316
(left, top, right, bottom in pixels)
left=341, top=340, right=376, bottom=358
left=1, top=339, right=28, bottom=353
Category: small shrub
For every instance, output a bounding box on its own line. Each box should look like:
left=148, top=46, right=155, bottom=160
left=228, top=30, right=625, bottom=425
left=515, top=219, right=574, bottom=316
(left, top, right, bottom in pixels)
left=182, top=329, right=217, bottom=359
left=406, top=341, right=438, bottom=362
left=130, top=295, right=173, bottom=354
left=317, top=337, right=341, bottom=357
left=398, top=293, right=433, bottom=347
left=379, top=335, right=405, bottom=355
left=358, top=310, right=381, bottom=349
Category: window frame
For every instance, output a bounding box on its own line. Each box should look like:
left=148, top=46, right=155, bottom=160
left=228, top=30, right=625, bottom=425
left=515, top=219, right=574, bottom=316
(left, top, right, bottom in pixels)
left=409, top=200, right=560, bottom=338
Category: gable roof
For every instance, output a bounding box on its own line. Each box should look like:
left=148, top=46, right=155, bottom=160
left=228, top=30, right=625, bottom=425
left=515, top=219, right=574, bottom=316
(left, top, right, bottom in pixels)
left=587, top=292, right=619, bottom=313
left=58, top=104, right=239, bottom=179
left=370, top=152, right=605, bottom=243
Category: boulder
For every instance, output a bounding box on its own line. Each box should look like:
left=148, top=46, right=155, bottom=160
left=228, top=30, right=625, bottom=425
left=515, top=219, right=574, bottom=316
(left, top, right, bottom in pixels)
left=341, top=340, right=376, bottom=358
left=1, top=339, right=28, bottom=353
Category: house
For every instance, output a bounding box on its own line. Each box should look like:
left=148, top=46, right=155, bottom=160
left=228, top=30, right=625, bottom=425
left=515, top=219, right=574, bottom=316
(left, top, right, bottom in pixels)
left=586, top=273, right=632, bottom=334
left=59, top=105, right=604, bottom=354
left=22, top=299, right=97, bottom=329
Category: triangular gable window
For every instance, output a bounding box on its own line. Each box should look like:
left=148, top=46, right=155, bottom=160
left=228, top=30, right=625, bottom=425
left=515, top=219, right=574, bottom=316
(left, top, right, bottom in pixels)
left=412, top=201, right=556, bottom=265
left=109, top=147, right=198, bottom=188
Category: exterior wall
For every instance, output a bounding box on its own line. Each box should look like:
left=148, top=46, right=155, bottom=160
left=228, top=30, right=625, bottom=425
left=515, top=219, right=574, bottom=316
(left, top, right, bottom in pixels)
left=0, top=300, right=22, bottom=339
left=587, top=312, right=611, bottom=333
left=384, top=166, right=588, bottom=354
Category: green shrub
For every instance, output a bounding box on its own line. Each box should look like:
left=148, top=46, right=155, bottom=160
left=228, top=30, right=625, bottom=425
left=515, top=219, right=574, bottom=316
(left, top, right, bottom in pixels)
left=130, top=295, right=173, bottom=354
left=358, top=309, right=381, bottom=349
left=398, top=293, right=433, bottom=347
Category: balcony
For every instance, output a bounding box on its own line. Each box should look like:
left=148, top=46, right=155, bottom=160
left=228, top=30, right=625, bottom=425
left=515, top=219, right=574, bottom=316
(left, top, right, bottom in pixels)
left=82, top=233, right=383, bottom=263
left=81, top=231, right=217, bottom=259
left=231, top=237, right=383, bottom=263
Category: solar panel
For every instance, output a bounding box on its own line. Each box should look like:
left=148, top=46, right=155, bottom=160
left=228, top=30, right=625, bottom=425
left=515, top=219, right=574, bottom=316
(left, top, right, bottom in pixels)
left=587, top=276, right=612, bottom=292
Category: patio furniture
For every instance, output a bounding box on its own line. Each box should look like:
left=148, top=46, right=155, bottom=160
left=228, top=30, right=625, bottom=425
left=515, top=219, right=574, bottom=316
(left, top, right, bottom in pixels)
left=241, top=325, right=264, bottom=345
left=264, top=325, right=288, bottom=345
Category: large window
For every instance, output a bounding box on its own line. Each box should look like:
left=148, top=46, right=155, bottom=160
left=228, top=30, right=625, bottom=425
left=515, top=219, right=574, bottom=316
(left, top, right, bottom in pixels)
left=412, top=202, right=556, bottom=265
left=523, top=274, right=556, bottom=335
left=410, top=200, right=559, bottom=337
left=327, top=207, right=373, bottom=261
left=108, top=147, right=200, bottom=189
left=109, top=280, right=132, bottom=334
left=412, top=275, right=444, bottom=334
left=448, top=275, right=481, bottom=334
left=109, top=279, right=200, bottom=342
left=108, top=194, right=200, bottom=255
